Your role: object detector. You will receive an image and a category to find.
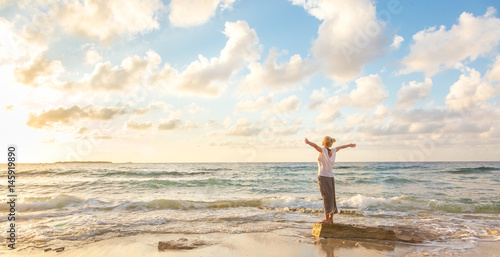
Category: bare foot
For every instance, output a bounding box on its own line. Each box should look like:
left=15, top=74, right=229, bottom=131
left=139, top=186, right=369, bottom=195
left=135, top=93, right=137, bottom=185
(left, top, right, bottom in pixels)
left=318, top=219, right=329, bottom=223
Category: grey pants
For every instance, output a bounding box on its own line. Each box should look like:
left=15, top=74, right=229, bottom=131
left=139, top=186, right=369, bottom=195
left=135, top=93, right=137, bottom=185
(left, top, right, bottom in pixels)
left=318, top=176, right=338, bottom=215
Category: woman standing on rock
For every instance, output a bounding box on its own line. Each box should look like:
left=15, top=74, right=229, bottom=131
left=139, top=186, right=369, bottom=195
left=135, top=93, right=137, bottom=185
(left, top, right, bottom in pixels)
left=305, top=137, right=356, bottom=223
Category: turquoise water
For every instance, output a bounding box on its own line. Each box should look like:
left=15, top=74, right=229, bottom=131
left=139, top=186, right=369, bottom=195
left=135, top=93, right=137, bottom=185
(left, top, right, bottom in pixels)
left=1, top=162, right=500, bottom=251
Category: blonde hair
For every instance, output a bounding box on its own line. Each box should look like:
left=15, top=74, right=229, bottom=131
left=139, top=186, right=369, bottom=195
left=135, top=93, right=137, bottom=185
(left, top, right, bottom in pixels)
left=323, top=136, right=336, bottom=148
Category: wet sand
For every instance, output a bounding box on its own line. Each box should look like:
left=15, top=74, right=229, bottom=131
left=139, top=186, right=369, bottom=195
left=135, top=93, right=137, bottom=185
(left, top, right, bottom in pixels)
left=6, top=228, right=500, bottom=257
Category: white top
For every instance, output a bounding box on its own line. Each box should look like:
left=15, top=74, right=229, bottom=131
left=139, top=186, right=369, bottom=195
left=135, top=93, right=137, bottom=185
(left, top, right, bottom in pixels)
left=317, top=147, right=336, bottom=177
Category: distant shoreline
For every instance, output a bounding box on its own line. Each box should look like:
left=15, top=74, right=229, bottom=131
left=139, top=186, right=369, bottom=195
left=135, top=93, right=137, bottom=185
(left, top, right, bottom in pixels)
left=54, top=161, right=113, bottom=164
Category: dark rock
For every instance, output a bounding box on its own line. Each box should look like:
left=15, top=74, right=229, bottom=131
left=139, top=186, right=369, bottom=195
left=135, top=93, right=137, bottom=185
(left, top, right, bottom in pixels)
left=54, top=247, right=65, bottom=252
left=158, top=238, right=208, bottom=251
left=312, top=223, right=430, bottom=243
left=44, top=248, right=52, bottom=252
left=338, top=210, right=361, bottom=216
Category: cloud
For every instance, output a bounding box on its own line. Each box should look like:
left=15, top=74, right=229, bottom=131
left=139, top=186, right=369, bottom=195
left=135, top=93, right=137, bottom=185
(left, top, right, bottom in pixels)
left=26, top=105, right=129, bottom=128
left=239, top=48, right=317, bottom=93
left=396, top=78, right=432, bottom=108
left=346, top=113, right=369, bottom=127
left=131, top=101, right=170, bottom=116
left=347, top=74, right=388, bottom=109
left=151, top=20, right=260, bottom=97
left=314, top=105, right=341, bottom=124
left=264, top=118, right=303, bottom=136
left=445, top=68, right=498, bottom=111
left=186, top=103, right=208, bottom=114
left=54, top=0, right=163, bottom=44
left=158, top=119, right=182, bottom=130
left=14, top=54, right=64, bottom=87
left=293, top=0, right=390, bottom=82
left=235, top=96, right=272, bottom=112
left=182, top=121, right=200, bottom=130
left=358, top=119, right=409, bottom=136
left=313, top=74, right=388, bottom=124
left=400, top=7, right=500, bottom=76
left=77, top=126, right=88, bottom=134
left=85, top=48, right=103, bottom=64
left=394, top=107, right=450, bottom=124
left=485, top=55, right=500, bottom=82
left=308, top=88, right=328, bottom=110
left=63, top=50, right=161, bottom=91
left=126, top=120, right=153, bottom=130
left=169, top=0, right=235, bottom=27
left=263, top=95, right=301, bottom=118
left=391, top=35, right=404, bottom=49
left=226, top=118, right=261, bottom=136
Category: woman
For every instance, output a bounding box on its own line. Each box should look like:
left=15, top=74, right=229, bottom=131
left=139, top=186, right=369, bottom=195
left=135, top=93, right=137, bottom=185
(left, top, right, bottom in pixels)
left=305, top=137, right=356, bottom=223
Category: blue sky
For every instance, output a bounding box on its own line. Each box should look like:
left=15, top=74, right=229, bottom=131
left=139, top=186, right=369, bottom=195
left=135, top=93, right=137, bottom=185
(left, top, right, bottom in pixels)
left=1, top=0, right=500, bottom=162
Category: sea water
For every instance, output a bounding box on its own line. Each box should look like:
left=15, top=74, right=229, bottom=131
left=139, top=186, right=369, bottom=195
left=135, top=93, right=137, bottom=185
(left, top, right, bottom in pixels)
left=1, top=162, right=499, bottom=252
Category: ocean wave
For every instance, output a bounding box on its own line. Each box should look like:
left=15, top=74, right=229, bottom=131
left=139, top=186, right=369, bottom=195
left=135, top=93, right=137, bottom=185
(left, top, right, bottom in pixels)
left=18, top=169, right=84, bottom=175
left=383, top=178, right=414, bottom=184
left=4, top=193, right=499, bottom=218
left=0, top=195, right=86, bottom=212
left=196, top=167, right=233, bottom=171
left=338, top=194, right=500, bottom=214
left=127, top=178, right=237, bottom=189
left=445, top=166, right=498, bottom=174
left=339, top=194, right=414, bottom=210
left=1, top=195, right=266, bottom=212
left=100, top=170, right=213, bottom=177
left=130, top=199, right=264, bottom=211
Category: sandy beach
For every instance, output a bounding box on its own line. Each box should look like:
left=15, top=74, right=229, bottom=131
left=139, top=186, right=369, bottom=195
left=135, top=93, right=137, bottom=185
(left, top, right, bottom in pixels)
left=7, top=227, right=500, bottom=257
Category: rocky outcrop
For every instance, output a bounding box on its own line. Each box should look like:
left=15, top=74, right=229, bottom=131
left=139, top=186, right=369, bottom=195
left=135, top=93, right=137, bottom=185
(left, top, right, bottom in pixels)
left=312, top=223, right=430, bottom=243
left=43, top=247, right=65, bottom=252
left=158, top=238, right=209, bottom=251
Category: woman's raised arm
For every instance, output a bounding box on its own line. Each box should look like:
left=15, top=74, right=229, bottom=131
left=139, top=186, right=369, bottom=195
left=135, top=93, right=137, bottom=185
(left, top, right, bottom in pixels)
left=336, top=143, right=356, bottom=152
left=305, top=138, right=322, bottom=153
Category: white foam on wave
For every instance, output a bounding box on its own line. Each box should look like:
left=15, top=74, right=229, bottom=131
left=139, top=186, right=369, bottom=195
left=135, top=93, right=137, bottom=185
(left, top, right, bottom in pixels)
left=0, top=195, right=84, bottom=212
left=263, top=196, right=322, bottom=210
left=339, top=194, right=411, bottom=210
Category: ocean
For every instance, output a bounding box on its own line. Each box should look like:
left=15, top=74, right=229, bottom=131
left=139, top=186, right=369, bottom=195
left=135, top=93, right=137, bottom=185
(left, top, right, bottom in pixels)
left=2, top=162, right=500, bottom=254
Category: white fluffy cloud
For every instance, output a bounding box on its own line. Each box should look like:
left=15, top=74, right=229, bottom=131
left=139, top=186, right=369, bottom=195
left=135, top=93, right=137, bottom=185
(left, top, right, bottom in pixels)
left=85, top=48, right=103, bottom=64
left=292, top=0, right=390, bottom=82
left=312, top=74, right=388, bottom=124
left=152, top=20, right=260, bottom=97
left=26, top=104, right=129, bottom=128
left=391, top=35, right=404, bottom=49
left=401, top=7, right=500, bottom=76
left=158, top=119, right=182, bottom=130
left=63, top=50, right=161, bottom=91
left=263, top=95, right=301, bottom=118
left=396, top=78, right=432, bottom=108
left=347, top=74, right=388, bottom=109
left=445, top=68, right=498, bottom=111
left=126, top=120, right=153, bottom=130
left=226, top=118, right=261, bottom=136
left=54, top=0, right=163, bottom=44
left=1, top=17, right=48, bottom=66
left=235, top=96, right=272, bottom=112
left=14, top=54, right=64, bottom=87
left=239, top=48, right=317, bottom=93
left=485, top=55, right=500, bottom=82
left=264, top=118, right=303, bottom=136
left=169, top=0, right=235, bottom=27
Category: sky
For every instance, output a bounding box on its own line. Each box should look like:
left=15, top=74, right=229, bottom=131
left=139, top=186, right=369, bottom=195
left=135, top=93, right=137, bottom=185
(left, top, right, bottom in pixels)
left=1, top=0, right=500, bottom=163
